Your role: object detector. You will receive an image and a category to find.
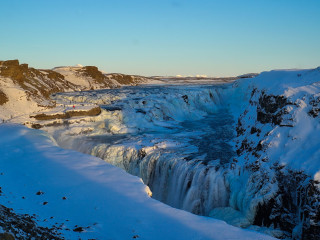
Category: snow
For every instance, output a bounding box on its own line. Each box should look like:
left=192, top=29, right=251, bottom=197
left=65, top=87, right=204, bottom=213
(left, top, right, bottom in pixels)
left=0, top=65, right=161, bottom=124
left=52, top=66, right=91, bottom=89
left=0, top=77, right=47, bottom=122
left=151, top=77, right=235, bottom=85
left=221, top=67, right=320, bottom=238
left=233, top=67, right=320, bottom=180
left=2, top=65, right=320, bottom=239
left=32, top=103, right=100, bottom=116
left=37, top=69, right=320, bottom=238
left=0, top=124, right=274, bottom=239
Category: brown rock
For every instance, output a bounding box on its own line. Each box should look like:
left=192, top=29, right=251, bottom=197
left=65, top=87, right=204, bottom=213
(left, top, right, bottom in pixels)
left=0, top=90, right=8, bottom=105
left=0, top=233, right=15, bottom=240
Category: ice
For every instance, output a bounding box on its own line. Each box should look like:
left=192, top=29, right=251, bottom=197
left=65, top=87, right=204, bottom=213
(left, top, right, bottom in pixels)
left=45, top=84, right=236, bottom=219
left=9, top=66, right=318, bottom=239
left=0, top=124, right=275, bottom=239
left=209, top=207, right=251, bottom=228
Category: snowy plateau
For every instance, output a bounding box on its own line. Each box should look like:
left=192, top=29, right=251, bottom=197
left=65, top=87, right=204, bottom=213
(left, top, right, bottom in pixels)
left=0, top=60, right=319, bottom=240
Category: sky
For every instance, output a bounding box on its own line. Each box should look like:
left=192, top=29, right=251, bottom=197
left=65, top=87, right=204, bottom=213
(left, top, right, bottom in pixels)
left=1, top=0, right=319, bottom=77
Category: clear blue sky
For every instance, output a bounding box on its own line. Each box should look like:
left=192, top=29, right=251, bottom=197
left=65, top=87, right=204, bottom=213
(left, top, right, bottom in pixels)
left=1, top=0, right=319, bottom=76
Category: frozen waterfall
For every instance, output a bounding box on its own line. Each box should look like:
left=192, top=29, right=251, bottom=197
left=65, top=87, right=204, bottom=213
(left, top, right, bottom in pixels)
left=46, top=84, right=235, bottom=216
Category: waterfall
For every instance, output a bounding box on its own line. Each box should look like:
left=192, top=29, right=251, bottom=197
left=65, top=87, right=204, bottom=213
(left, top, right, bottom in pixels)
left=46, top=84, right=235, bottom=216
left=89, top=144, right=230, bottom=216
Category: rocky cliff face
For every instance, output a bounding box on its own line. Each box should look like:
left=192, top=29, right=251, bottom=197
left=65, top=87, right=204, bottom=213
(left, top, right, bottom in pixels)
left=52, top=65, right=152, bottom=91
left=105, top=73, right=150, bottom=86
left=73, top=66, right=119, bottom=89
left=0, top=60, right=79, bottom=107
left=231, top=69, right=320, bottom=239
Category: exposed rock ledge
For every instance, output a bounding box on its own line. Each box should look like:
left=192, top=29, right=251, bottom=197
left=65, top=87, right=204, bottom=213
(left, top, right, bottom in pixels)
left=31, top=106, right=101, bottom=121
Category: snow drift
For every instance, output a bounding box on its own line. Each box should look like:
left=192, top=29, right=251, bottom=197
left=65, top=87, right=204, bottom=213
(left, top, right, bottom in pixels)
left=0, top=124, right=274, bottom=240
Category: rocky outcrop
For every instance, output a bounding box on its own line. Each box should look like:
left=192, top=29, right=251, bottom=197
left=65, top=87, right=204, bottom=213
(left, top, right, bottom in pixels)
left=0, top=204, right=62, bottom=240
left=256, top=93, right=293, bottom=126
left=234, top=87, right=320, bottom=239
left=0, top=90, right=8, bottom=105
left=106, top=73, right=149, bottom=86
left=0, top=59, right=78, bottom=106
left=309, top=96, right=320, bottom=118
left=75, top=66, right=119, bottom=89
left=0, top=59, right=155, bottom=120
left=53, top=65, right=153, bottom=90
left=31, top=106, right=101, bottom=121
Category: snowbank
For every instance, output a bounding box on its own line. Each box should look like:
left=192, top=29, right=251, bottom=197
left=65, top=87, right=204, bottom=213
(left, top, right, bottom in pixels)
left=226, top=68, right=320, bottom=238
left=234, top=68, right=320, bottom=180
left=0, top=124, right=274, bottom=239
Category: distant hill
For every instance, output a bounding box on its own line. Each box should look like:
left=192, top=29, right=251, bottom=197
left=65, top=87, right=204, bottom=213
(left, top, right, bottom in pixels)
left=52, top=65, right=153, bottom=90
left=0, top=60, right=156, bottom=120
left=0, top=59, right=250, bottom=121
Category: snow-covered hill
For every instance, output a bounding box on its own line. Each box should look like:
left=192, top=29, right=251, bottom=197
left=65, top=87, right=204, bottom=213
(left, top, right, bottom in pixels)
left=0, top=60, right=79, bottom=121
left=0, top=60, right=159, bottom=122
left=52, top=65, right=156, bottom=90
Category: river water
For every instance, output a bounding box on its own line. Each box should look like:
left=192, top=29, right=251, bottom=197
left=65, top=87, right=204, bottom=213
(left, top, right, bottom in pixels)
left=48, top=84, right=236, bottom=216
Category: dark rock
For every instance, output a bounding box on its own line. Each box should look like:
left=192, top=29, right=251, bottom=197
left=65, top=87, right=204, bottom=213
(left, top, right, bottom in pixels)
left=0, top=90, right=8, bottom=105
left=253, top=168, right=320, bottom=239
left=0, top=233, right=15, bottom=240
left=1, top=60, right=19, bottom=66
left=73, top=227, right=84, bottom=232
left=182, top=95, right=189, bottom=104
left=106, top=73, right=135, bottom=85
left=235, top=88, right=320, bottom=239
left=136, top=109, right=146, bottom=114
left=259, top=93, right=288, bottom=114
left=138, top=149, right=146, bottom=159
left=0, top=204, right=62, bottom=239
left=78, top=66, right=106, bottom=84
left=31, top=107, right=101, bottom=120
left=31, top=123, right=42, bottom=129
left=256, top=93, right=292, bottom=126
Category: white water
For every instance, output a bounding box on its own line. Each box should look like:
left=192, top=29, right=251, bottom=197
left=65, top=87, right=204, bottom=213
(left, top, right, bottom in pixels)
left=46, top=84, right=235, bottom=216
left=41, top=70, right=320, bottom=239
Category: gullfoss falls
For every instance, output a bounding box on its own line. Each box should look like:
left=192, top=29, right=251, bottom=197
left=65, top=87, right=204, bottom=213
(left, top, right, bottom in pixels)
left=45, top=84, right=237, bottom=217
left=40, top=73, right=320, bottom=239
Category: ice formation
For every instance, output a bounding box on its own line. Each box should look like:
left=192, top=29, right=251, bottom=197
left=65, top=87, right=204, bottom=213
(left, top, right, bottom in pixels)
left=41, top=68, right=320, bottom=239
left=45, top=85, right=234, bottom=216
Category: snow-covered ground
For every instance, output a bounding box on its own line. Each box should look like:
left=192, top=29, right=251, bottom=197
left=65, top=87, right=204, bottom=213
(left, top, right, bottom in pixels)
left=52, top=66, right=95, bottom=89
left=232, top=67, right=320, bottom=179
left=0, top=124, right=274, bottom=240
left=38, top=68, right=320, bottom=239
left=0, top=77, right=48, bottom=122
left=227, top=68, right=320, bottom=239
left=1, top=65, right=320, bottom=239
